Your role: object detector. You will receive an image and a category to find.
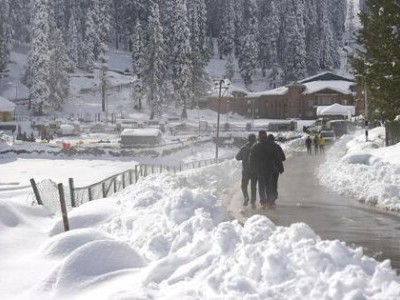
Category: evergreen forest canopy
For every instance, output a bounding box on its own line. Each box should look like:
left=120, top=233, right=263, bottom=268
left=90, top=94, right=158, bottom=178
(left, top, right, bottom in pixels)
left=0, top=0, right=348, bottom=118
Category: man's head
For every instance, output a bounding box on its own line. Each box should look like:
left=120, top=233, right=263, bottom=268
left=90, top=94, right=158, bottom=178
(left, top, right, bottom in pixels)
left=267, top=134, right=275, bottom=142
left=248, top=134, right=256, bottom=144
left=258, top=130, right=267, bottom=141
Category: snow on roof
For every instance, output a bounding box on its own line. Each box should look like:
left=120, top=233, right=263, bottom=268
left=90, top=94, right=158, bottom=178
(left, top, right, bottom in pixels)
left=300, top=71, right=354, bottom=84
left=121, top=128, right=162, bottom=137
left=0, top=96, right=16, bottom=111
left=316, top=103, right=356, bottom=116
left=250, top=86, right=288, bottom=97
left=303, top=80, right=354, bottom=95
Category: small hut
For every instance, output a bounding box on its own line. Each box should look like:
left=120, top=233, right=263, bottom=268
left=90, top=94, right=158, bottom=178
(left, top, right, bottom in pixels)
left=120, top=128, right=164, bottom=147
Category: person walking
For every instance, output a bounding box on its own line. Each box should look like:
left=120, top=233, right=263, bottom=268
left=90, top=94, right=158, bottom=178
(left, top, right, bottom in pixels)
left=268, top=134, right=286, bottom=206
left=236, top=134, right=257, bottom=207
left=305, top=136, right=312, bottom=154
left=318, top=135, right=326, bottom=153
left=313, top=135, right=319, bottom=155
left=249, top=130, right=277, bottom=209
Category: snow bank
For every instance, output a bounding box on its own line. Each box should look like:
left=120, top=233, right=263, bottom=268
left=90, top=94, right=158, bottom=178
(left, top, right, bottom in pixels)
left=319, top=127, right=400, bottom=211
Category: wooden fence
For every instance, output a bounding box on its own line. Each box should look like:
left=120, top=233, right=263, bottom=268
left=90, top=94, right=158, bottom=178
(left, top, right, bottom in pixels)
left=29, top=158, right=222, bottom=210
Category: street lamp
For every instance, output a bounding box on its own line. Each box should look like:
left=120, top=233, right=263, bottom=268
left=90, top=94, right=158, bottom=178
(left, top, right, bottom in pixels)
left=214, top=78, right=230, bottom=161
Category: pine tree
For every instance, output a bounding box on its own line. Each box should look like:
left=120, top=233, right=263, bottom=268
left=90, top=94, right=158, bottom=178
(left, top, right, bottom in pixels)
left=0, top=23, right=7, bottom=72
left=352, top=0, right=400, bottom=120
left=282, top=0, right=307, bottom=83
left=188, top=0, right=210, bottom=107
left=239, top=0, right=259, bottom=87
left=48, top=28, right=69, bottom=111
left=217, top=0, right=235, bottom=59
left=145, top=2, right=166, bottom=119
left=98, top=0, right=111, bottom=64
left=67, top=12, right=79, bottom=72
left=318, top=0, right=336, bottom=70
left=83, top=4, right=97, bottom=72
left=172, top=0, right=192, bottom=117
left=131, top=20, right=146, bottom=110
left=28, top=0, right=51, bottom=114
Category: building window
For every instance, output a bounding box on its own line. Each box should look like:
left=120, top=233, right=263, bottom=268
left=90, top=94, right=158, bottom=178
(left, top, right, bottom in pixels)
left=318, top=96, right=333, bottom=105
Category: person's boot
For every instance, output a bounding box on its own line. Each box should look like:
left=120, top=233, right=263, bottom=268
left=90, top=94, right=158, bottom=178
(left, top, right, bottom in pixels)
left=243, top=197, right=249, bottom=206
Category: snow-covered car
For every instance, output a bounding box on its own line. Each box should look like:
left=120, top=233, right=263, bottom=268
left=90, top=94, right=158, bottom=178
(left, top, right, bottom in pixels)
left=319, top=130, right=336, bottom=143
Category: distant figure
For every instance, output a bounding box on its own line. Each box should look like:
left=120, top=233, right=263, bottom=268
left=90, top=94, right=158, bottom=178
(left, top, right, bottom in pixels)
left=236, top=134, right=257, bottom=207
left=268, top=134, right=286, bottom=206
left=249, top=130, right=277, bottom=209
left=318, top=135, right=326, bottom=153
left=313, top=135, right=319, bottom=154
left=305, top=136, right=312, bottom=154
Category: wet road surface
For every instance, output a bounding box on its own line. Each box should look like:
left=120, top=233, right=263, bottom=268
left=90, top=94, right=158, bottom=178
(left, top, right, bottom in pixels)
left=231, top=151, right=400, bottom=272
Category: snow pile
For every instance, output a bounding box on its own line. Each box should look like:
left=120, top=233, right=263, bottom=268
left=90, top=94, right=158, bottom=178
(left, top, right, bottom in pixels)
left=318, top=127, right=400, bottom=211
left=1, top=160, right=398, bottom=299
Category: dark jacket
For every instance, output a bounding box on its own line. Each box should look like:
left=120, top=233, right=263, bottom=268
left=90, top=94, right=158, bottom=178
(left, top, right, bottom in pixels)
left=249, top=139, right=277, bottom=174
left=236, top=142, right=254, bottom=174
left=272, top=142, right=286, bottom=174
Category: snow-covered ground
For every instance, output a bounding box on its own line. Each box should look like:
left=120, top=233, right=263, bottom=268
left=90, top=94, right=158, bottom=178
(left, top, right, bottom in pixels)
left=1, top=128, right=400, bottom=299
left=319, top=127, right=400, bottom=212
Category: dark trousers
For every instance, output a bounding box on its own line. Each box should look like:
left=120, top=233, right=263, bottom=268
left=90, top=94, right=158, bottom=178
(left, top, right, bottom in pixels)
left=271, top=172, right=279, bottom=202
left=257, top=172, right=274, bottom=204
left=241, top=172, right=257, bottom=204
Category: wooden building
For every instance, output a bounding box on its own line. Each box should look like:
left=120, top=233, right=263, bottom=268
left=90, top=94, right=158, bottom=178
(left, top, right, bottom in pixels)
left=208, top=72, right=362, bottom=119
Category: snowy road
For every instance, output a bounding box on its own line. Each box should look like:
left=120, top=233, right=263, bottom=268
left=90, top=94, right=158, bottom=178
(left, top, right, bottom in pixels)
left=228, top=151, right=400, bottom=272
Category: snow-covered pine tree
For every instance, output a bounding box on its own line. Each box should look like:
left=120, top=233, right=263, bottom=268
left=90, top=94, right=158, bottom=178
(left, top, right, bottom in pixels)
left=0, top=22, right=6, bottom=72
left=217, top=0, right=235, bottom=59
left=66, top=12, right=79, bottom=72
left=282, top=0, right=307, bottom=83
left=188, top=0, right=210, bottom=107
left=260, top=0, right=280, bottom=76
left=145, top=2, right=166, bottom=119
left=83, top=3, right=97, bottom=72
left=239, top=0, right=259, bottom=88
left=9, top=0, right=29, bottom=44
left=48, top=28, right=69, bottom=111
left=172, top=0, right=192, bottom=117
left=0, top=0, right=12, bottom=60
left=131, top=20, right=146, bottom=110
left=27, top=0, right=51, bottom=114
left=232, top=0, right=244, bottom=57
left=318, top=0, right=336, bottom=71
left=304, top=0, right=320, bottom=74
left=0, top=0, right=9, bottom=72
left=98, top=0, right=111, bottom=64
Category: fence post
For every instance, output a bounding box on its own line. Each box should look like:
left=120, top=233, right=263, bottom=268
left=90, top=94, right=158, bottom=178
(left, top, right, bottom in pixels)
left=69, top=178, right=76, bottom=207
left=113, top=177, right=117, bottom=193
left=30, top=178, right=43, bottom=205
left=160, top=165, right=163, bottom=173
left=122, top=173, right=126, bottom=189
left=57, top=183, right=70, bottom=232
left=129, top=170, right=133, bottom=185
left=135, top=165, right=139, bottom=183
left=102, top=182, right=107, bottom=198
left=88, top=187, right=93, bottom=201
left=151, top=165, right=154, bottom=174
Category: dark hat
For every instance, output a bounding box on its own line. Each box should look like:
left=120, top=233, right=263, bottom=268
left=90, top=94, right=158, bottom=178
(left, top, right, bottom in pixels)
left=248, top=134, right=256, bottom=143
left=258, top=130, right=267, bottom=139
left=267, top=134, right=275, bottom=141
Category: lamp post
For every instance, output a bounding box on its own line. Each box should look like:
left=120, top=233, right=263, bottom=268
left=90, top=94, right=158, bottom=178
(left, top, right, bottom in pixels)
left=214, top=79, right=230, bottom=161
